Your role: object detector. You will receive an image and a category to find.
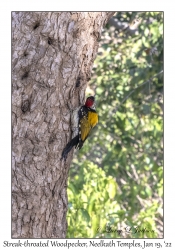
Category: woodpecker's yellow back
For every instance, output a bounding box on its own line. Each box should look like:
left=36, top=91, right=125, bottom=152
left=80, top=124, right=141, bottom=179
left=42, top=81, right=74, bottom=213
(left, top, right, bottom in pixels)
left=79, top=110, right=98, bottom=142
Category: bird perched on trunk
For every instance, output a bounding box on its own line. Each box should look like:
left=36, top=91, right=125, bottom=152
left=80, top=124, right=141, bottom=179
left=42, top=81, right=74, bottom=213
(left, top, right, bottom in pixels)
left=61, top=96, right=98, bottom=161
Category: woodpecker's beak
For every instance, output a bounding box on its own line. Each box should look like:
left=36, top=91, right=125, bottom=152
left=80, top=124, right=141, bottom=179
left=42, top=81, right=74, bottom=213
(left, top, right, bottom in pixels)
left=92, top=103, right=96, bottom=109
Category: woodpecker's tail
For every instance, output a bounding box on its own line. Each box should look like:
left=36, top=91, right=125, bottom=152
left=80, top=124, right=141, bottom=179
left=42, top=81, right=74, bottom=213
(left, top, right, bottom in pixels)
left=60, top=135, right=79, bottom=161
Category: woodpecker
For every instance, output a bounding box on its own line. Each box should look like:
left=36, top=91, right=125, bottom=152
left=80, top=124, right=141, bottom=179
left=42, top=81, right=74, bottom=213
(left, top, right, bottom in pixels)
left=61, top=96, right=98, bottom=161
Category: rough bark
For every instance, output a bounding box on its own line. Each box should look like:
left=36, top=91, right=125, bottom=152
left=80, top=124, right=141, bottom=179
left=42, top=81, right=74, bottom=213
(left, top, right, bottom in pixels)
left=12, top=11, right=114, bottom=238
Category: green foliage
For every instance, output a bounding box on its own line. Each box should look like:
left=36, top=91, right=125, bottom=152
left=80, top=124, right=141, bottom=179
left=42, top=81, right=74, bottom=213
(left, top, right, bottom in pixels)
left=67, top=162, right=120, bottom=238
left=67, top=12, right=163, bottom=238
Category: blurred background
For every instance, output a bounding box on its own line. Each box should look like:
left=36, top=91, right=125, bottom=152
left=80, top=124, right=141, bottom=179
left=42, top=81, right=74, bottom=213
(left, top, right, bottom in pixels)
left=67, top=12, right=163, bottom=238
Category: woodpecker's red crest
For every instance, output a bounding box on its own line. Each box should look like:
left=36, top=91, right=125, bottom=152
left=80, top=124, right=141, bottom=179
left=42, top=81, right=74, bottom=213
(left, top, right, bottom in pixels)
left=85, top=96, right=95, bottom=108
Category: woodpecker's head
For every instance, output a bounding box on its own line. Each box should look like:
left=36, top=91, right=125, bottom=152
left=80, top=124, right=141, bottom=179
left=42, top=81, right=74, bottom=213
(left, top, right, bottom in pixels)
left=85, top=96, right=95, bottom=108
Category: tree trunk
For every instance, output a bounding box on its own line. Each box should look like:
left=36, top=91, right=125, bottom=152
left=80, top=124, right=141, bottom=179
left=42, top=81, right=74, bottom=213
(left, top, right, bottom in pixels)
left=12, top=11, right=114, bottom=238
